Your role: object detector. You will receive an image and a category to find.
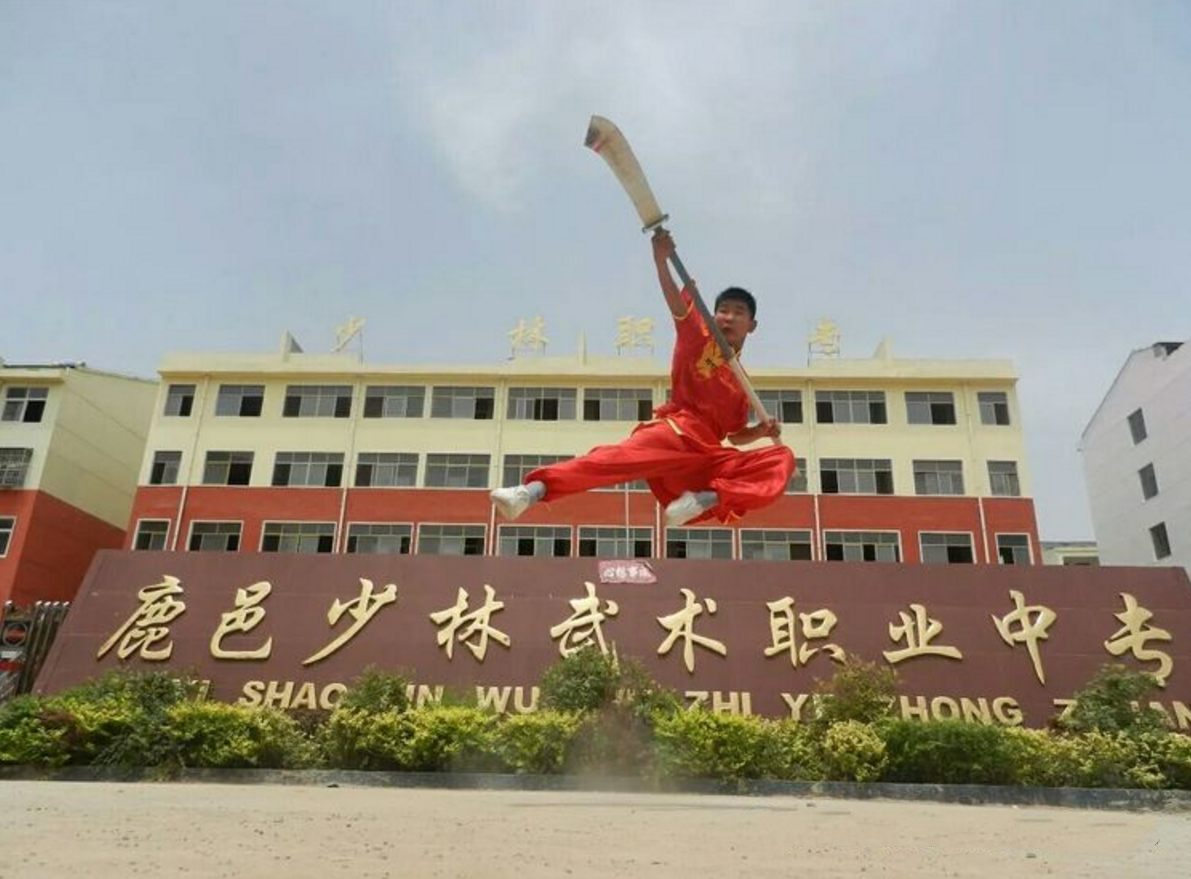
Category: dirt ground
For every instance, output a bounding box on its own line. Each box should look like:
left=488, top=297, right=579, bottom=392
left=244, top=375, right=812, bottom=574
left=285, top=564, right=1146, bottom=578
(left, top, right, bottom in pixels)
left=1, top=781, right=1188, bottom=878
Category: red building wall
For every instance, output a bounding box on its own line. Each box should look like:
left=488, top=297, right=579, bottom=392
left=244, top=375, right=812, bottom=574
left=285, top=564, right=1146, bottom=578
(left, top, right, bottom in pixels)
left=0, top=490, right=124, bottom=606
left=127, top=486, right=1041, bottom=563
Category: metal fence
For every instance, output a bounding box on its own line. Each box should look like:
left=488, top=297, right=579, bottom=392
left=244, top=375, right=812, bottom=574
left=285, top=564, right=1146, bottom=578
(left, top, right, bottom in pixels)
left=0, top=600, right=70, bottom=701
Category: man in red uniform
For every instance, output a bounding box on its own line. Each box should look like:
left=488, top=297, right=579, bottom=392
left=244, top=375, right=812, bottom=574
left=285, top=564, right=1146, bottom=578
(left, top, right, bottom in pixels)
left=491, top=230, right=795, bottom=527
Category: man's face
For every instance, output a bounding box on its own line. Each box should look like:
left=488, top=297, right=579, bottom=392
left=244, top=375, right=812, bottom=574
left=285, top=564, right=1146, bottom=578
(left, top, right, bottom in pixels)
left=714, top=300, right=757, bottom=350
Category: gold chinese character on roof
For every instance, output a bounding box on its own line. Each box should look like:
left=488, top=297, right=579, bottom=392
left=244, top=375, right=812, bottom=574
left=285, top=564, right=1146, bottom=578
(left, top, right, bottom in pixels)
left=509, top=317, right=548, bottom=357
left=615, top=316, right=655, bottom=354
left=807, top=318, right=841, bottom=363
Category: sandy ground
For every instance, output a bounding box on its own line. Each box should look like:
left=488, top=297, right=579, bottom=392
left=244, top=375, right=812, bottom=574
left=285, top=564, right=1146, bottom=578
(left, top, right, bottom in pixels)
left=1, top=781, right=1188, bottom=878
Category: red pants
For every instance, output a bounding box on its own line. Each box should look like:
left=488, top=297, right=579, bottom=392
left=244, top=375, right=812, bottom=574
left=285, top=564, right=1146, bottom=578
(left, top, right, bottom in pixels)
left=525, top=421, right=795, bottom=524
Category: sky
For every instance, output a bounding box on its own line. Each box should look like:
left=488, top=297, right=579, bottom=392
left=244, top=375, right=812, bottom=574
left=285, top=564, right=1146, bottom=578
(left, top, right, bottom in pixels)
left=2, top=0, right=1189, bottom=541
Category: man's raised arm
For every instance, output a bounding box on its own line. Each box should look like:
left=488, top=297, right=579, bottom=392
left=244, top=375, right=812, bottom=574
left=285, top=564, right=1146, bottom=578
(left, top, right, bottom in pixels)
left=652, top=230, right=689, bottom=319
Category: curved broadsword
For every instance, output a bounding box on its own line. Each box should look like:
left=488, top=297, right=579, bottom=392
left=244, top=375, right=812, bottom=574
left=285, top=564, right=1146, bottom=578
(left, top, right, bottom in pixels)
left=584, top=115, right=774, bottom=429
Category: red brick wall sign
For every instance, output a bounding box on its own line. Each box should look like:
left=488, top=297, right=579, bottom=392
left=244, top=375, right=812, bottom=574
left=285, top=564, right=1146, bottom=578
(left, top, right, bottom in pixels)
left=33, top=551, right=1191, bottom=729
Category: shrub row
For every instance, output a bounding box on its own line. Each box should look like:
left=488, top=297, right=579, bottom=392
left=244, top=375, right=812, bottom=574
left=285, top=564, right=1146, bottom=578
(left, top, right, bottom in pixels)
left=2, top=659, right=1187, bottom=789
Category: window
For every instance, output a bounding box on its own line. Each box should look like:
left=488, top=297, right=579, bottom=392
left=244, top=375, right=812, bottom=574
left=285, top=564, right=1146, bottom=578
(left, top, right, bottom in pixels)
left=584, top=388, right=653, bottom=422
left=577, top=526, right=653, bottom=559
left=272, top=452, right=344, bottom=487
left=665, top=528, right=733, bottom=559
left=978, top=392, right=1011, bottom=426
left=283, top=385, right=352, bottom=418
left=0, top=448, right=34, bottom=488
left=355, top=453, right=418, bottom=487
left=1, top=387, right=48, bottom=423
left=1128, top=408, right=1147, bottom=444
left=163, top=384, right=195, bottom=417
left=215, top=384, right=264, bottom=417
left=786, top=458, right=808, bottom=494
left=1150, top=522, right=1172, bottom=560
left=0, top=517, right=15, bottom=556
left=906, top=392, right=957, bottom=425
left=261, top=522, right=335, bottom=553
left=149, top=451, right=181, bottom=486
left=825, top=531, right=901, bottom=562
left=593, top=480, right=649, bottom=493
left=507, top=387, right=576, bottom=421
left=921, top=533, right=975, bottom=564
left=997, top=534, right=1032, bottom=565
left=498, top=525, right=572, bottom=558
left=913, top=460, right=965, bottom=496
left=741, top=529, right=813, bottom=561
left=132, top=520, right=168, bottom=551
left=189, top=522, right=241, bottom=552
left=425, top=453, right=490, bottom=488
left=502, top=454, right=571, bottom=487
left=363, top=386, right=424, bottom=418
left=202, top=451, right=253, bottom=486
left=815, top=390, right=887, bottom=424
left=417, top=524, right=486, bottom=556
left=347, top=523, right=412, bottom=554
left=820, top=458, right=894, bottom=495
left=755, top=389, right=803, bottom=424
left=988, top=461, right=1021, bottom=497
left=1139, top=464, right=1159, bottom=501
left=430, top=386, right=495, bottom=420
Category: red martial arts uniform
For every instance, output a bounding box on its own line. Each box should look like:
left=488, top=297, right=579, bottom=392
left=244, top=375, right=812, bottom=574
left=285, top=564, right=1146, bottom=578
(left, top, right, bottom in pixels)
left=526, top=290, right=796, bottom=524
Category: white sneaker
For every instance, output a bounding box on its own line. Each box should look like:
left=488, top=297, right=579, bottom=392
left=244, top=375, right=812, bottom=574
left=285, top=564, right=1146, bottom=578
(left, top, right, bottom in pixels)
left=490, top=485, right=533, bottom=521
left=664, top=491, right=706, bottom=527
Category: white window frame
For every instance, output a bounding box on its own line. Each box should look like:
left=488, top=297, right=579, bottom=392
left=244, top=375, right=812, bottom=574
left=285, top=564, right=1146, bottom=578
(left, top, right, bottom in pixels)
left=906, top=391, right=957, bottom=426
left=163, top=384, right=195, bottom=417
left=664, top=527, right=734, bottom=560
left=430, top=386, right=496, bottom=420
left=214, top=384, right=265, bottom=417
left=740, top=528, right=813, bottom=561
left=259, top=521, right=337, bottom=554
left=272, top=451, right=345, bottom=488
left=2, top=386, right=49, bottom=423
left=132, top=518, right=170, bottom=551
left=424, top=453, right=491, bottom=489
left=345, top=522, right=414, bottom=555
left=823, top=529, right=902, bottom=563
left=919, top=531, right=977, bottom=565
left=202, top=450, right=254, bottom=486
left=363, top=385, right=425, bottom=419
left=0, top=448, right=34, bottom=488
left=988, top=461, right=1021, bottom=497
left=497, top=525, right=573, bottom=558
left=187, top=520, right=243, bottom=553
left=995, top=533, right=1033, bottom=565
left=576, top=526, right=654, bottom=559
left=0, top=516, right=16, bottom=557
left=355, top=453, right=419, bottom=488
left=283, top=384, right=353, bottom=418
left=583, top=388, right=654, bottom=422
left=415, top=522, right=488, bottom=556
left=913, top=460, right=965, bottom=496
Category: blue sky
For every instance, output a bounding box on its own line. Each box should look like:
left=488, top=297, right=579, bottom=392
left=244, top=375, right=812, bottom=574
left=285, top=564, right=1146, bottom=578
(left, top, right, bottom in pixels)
left=2, top=0, right=1189, bottom=539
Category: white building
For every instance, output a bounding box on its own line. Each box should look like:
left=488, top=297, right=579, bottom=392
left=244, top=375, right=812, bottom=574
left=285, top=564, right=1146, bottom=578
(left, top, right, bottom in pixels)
left=1080, top=341, right=1190, bottom=571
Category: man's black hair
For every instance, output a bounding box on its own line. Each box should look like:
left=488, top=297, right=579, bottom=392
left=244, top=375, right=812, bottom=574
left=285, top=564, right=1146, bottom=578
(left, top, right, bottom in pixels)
left=715, top=286, right=756, bottom=319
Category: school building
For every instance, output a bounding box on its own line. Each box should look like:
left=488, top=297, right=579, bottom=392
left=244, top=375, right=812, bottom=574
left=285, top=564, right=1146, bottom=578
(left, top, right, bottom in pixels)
left=125, top=330, right=1040, bottom=566
left=0, top=362, right=157, bottom=606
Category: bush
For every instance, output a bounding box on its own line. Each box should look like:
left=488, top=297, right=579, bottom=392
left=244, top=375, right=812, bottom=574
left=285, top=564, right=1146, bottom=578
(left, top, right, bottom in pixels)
left=1060, top=664, right=1167, bottom=736
left=813, top=656, right=898, bottom=727
left=1002, top=727, right=1084, bottom=787
left=881, top=719, right=1016, bottom=785
left=653, top=711, right=777, bottom=780
left=820, top=721, right=886, bottom=782
left=167, top=702, right=317, bottom=769
left=489, top=712, right=582, bottom=774
left=0, top=696, right=69, bottom=767
left=767, top=720, right=825, bottom=781
left=319, top=707, right=410, bottom=771
left=337, top=667, right=413, bottom=714
left=539, top=648, right=620, bottom=713
left=565, top=705, right=657, bottom=777
left=1148, top=733, right=1191, bottom=790
left=400, top=706, right=498, bottom=772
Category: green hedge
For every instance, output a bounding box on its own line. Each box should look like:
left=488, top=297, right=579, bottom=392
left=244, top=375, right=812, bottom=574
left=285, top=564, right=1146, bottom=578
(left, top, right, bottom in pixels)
left=3, top=665, right=1189, bottom=789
